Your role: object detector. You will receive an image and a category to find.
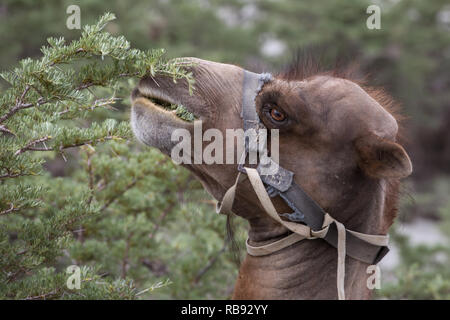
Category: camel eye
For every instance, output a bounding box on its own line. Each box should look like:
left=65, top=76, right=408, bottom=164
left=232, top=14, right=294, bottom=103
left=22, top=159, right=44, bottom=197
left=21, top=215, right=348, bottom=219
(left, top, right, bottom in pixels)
left=270, top=108, right=286, bottom=122
left=262, top=102, right=288, bottom=125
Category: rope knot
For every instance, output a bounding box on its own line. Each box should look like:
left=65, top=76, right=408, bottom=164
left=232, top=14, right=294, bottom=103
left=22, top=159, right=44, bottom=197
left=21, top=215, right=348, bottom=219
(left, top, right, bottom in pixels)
left=309, top=213, right=334, bottom=239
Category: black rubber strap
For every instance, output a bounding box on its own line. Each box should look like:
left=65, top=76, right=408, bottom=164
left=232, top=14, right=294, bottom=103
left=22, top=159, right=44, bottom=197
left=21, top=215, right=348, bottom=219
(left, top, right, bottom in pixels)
left=271, top=180, right=389, bottom=264
left=323, top=222, right=390, bottom=264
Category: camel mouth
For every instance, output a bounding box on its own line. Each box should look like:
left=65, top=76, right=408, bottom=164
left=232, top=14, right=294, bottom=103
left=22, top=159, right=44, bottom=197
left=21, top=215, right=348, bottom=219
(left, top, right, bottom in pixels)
left=132, top=88, right=197, bottom=123
left=130, top=85, right=199, bottom=154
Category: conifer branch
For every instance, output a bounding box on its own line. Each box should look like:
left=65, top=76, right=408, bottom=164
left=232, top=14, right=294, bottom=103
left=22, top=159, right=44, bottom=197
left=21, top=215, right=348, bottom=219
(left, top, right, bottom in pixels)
left=0, top=12, right=196, bottom=300
left=0, top=124, right=15, bottom=136
left=14, top=136, right=52, bottom=155
left=99, top=178, right=139, bottom=212
left=193, top=242, right=228, bottom=284
left=0, top=203, right=21, bottom=216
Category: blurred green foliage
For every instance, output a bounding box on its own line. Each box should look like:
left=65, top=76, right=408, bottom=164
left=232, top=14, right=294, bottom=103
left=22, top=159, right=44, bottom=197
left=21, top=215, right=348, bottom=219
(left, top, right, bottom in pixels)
left=1, top=0, right=449, bottom=299
left=379, top=178, right=450, bottom=299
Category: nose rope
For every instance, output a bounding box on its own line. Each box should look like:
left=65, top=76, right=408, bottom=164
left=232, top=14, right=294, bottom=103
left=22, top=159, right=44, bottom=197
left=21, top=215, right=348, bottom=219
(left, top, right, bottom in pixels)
left=217, top=167, right=388, bottom=300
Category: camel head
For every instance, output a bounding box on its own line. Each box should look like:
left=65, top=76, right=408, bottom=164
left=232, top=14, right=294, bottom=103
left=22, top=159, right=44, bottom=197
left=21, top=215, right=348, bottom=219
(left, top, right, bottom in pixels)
left=131, top=57, right=413, bottom=299
left=131, top=57, right=412, bottom=235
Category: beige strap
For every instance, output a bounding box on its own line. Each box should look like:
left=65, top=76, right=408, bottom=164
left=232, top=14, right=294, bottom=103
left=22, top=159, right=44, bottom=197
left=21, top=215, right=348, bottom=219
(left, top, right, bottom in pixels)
left=246, top=232, right=308, bottom=256
left=245, top=167, right=346, bottom=299
left=334, top=220, right=346, bottom=300
left=216, top=172, right=247, bottom=215
left=347, top=230, right=389, bottom=246
left=245, top=168, right=313, bottom=237
left=217, top=167, right=388, bottom=300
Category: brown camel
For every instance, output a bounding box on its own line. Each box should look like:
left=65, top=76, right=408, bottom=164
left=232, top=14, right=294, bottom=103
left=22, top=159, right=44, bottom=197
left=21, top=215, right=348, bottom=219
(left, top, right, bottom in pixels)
left=130, top=57, right=412, bottom=299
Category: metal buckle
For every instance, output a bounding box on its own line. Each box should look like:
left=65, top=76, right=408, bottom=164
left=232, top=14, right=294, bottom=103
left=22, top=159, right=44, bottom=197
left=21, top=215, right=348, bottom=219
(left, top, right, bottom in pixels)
left=258, top=160, right=294, bottom=192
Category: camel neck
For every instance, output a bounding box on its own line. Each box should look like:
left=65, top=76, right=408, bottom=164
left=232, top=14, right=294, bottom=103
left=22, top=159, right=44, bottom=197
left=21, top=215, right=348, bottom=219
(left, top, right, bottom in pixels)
left=233, top=237, right=373, bottom=299
left=233, top=179, right=386, bottom=299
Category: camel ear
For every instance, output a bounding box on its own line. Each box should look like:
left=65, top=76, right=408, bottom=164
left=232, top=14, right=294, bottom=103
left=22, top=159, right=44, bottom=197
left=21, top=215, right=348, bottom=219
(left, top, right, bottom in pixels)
left=355, top=134, right=412, bottom=179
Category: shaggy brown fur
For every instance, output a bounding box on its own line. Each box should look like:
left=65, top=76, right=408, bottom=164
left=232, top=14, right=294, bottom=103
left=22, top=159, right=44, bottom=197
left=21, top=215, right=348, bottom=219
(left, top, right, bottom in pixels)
left=278, top=53, right=406, bottom=231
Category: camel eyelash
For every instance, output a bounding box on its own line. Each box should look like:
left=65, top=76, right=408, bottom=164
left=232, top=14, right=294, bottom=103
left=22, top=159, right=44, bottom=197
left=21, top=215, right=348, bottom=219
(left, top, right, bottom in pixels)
left=257, top=90, right=293, bottom=127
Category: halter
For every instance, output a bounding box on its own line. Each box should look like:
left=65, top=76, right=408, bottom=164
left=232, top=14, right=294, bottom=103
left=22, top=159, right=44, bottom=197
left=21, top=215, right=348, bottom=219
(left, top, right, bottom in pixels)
left=216, top=70, right=390, bottom=300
